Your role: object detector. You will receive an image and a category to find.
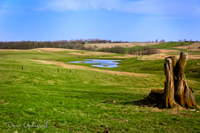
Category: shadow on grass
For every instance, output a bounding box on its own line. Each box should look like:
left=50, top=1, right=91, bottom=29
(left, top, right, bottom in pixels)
left=185, top=73, right=200, bottom=79
left=120, top=90, right=165, bottom=109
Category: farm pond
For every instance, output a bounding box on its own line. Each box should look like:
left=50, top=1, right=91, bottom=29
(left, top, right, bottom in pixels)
left=69, top=59, right=121, bottom=68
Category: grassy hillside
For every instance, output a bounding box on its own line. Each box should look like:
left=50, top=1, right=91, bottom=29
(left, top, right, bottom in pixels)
left=149, top=42, right=193, bottom=49
left=0, top=48, right=200, bottom=132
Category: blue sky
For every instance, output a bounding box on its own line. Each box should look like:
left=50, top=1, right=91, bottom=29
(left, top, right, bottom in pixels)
left=0, top=0, right=200, bottom=42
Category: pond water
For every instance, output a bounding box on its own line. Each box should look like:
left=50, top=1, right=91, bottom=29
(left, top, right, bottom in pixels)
left=69, top=59, right=121, bottom=68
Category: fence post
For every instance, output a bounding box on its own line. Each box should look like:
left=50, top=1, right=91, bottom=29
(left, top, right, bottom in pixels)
left=57, top=68, right=59, bottom=73
left=22, top=66, right=23, bottom=71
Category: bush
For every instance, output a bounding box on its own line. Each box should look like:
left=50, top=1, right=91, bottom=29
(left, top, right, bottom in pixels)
left=98, top=46, right=126, bottom=54
left=128, top=46, right=158, bottom=55
left=180, top=43, right=187, bottom=46
left=128, top=47, right=137, bottom=54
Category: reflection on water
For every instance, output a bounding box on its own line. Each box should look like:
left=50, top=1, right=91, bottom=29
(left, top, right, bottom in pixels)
left=69, top=59, right=121, bottom=68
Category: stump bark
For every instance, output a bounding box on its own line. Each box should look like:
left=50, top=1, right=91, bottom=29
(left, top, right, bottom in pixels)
left=163, top=52, right=199, bottom=108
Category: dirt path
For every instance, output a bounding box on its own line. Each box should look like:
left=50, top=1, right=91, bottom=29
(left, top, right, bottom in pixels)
left=32, top=60, right=149, bottom=77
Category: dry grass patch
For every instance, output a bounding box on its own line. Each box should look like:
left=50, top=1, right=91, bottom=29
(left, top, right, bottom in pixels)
left=105, top=54, right=138, bottom=58
left=85, top=43, right=135, bottom=48
left=35, top=48, right=83, bottom=52
left=138, top=54, right=178, bottom=60
left=137, top=53, right=200, bottom=60
left=85, top=42, right=160, bottom=49
left=68, top=51, right=115, bottom=56
left=158, top=49, right=179, bottom=54
left=174, top=42, right=200, bottom=51
left=103, top=49, right=179, bottom=59
left=133, top=42, right=160, bottom=46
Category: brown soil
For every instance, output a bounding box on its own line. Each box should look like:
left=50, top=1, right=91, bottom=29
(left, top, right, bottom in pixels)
left=32, top=60, right=149, bottom=77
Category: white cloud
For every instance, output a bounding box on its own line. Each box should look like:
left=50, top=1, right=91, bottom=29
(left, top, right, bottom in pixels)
left=42, top=0, right=200, bottom=18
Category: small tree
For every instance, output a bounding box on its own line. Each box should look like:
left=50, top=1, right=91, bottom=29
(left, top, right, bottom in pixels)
left=160, top=39, right=165, bottom=42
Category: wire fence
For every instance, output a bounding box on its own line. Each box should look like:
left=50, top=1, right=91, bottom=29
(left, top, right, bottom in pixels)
left=0, top=65, right=78, bottom=74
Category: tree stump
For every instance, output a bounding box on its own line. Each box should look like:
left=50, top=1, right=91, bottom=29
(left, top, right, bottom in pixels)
left=163, top=56, right=176, bottom=108
left=163, top=52, right=199, bottom=108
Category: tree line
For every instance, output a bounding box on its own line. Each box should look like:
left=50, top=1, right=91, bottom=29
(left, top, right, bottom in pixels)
left=0, top=39, right=159, bottom=55
left=2, top=38, right=195, bottom=55
left=98, top=46, right=126, bottom=54
left=0, top=39, right=131, bottom=50
left=128, top=46, right=158, bottom=55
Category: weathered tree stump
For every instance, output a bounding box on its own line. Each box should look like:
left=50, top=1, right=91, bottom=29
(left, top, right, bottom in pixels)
left=163, top=52, right=199, bottom=108
left=163, top=56, right=176, bottom=108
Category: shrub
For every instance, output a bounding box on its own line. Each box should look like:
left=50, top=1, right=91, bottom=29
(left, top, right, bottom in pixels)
left=128, top=47, right=137, bottom=54
left=98, top=46, right=126, bottom=54
left=128, top=46, right=158, bottom=55
left=180, top=43, right=187, bottom=46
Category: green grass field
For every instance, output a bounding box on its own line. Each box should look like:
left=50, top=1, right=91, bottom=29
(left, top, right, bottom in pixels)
left=149, top=42, right=193, bottom=49
left=0, top=45, right=200, bottom=132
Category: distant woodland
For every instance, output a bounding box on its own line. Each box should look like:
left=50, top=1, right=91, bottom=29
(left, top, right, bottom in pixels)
left=0, top=39, right=126, bottom=50
left=0, top=39, right=130, bottom=54
left=0, top=39, right=195, bottom=55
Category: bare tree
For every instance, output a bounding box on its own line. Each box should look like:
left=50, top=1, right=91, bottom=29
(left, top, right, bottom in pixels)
left=160, top=39, right=165, bottom=42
